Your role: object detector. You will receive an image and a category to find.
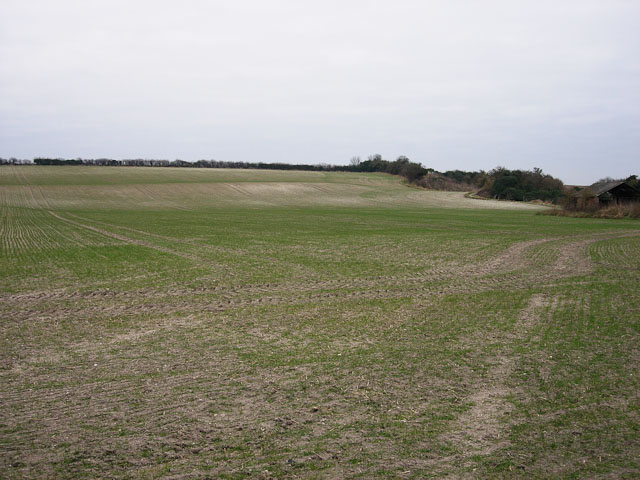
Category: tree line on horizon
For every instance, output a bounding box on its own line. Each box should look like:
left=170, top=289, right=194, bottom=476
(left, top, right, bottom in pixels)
left=2, top=155, right=635, bottom=204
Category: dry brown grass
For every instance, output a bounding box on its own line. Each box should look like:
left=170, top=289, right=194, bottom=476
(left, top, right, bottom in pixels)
left=544, top=202, right=640, bottom=219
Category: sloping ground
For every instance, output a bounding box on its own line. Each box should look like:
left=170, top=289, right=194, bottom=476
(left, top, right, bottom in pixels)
left=1, top=166, right=638, bottom=479
left=0, top=165, right=542, bottom=210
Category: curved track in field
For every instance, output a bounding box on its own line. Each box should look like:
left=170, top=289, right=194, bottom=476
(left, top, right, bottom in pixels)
left=3, top=218, right=639, bottom=326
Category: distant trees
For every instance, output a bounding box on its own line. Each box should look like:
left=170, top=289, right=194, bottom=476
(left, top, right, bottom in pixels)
left=357, top=154, right=388, bottom=172
left=0, top=157, right=32, bottom=165
left=343, top=154, right=429, bottom=183
left=34, top=158, right=83, bottom=165
left=24, top=156, right=396, bottom=172
left=414, top=172, right=475, bottom=191
left=477, top=167, right=565, bottom=202
left=438, top=167, right=565, bottom=202
left=441, top=169, right=487, bottom=187
left=491, top=174, right=520, bottom=200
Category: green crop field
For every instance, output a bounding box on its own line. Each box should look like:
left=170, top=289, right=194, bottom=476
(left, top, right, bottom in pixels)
left=1, top=165, right=639, bottom=479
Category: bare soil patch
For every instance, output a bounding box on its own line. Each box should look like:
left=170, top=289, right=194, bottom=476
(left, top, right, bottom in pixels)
left=438, top=294, right=554, bottom=474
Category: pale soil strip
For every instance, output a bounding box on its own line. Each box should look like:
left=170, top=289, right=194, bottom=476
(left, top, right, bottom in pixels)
left=474, top=230, right=640, bottom=277
left=134, top=184, right=192, bottom=211
left=33, top=184, right=52, bottom=210
left=479, top=238, right=552, bottom=273
left=224, top=183, right=252, bottom=197
left=440, top=294, right=552, bottom=474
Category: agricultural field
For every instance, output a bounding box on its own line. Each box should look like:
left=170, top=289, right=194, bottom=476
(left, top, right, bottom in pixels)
left=1, top=165, right=639, bottom=479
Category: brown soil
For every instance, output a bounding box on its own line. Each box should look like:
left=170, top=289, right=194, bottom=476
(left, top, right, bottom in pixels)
left=2, top=221, right=639, bottom=478
left=437, top=294, right=554, bottom=475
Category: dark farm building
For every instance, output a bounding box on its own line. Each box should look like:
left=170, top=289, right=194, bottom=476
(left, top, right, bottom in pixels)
left=573, top=181, right=640, bottom=208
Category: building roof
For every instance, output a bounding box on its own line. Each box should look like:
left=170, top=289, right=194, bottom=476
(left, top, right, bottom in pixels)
left=589, top=181, right=626, bottom=196
left=574, top=180, right=640, bottom=198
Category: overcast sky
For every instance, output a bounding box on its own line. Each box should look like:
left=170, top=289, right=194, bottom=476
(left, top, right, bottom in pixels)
left=1, top=0, right=638, bottom=184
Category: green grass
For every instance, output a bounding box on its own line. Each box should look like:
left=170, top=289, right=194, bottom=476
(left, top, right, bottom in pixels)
left=1, top=166, right=639, bottom=478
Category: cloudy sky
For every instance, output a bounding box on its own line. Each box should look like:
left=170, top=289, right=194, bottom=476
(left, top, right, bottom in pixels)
left=1, top=0, right=638, bottom=184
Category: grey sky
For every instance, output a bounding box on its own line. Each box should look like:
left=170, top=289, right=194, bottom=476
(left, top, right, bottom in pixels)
left=1, top=0, right=638, bottom=184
